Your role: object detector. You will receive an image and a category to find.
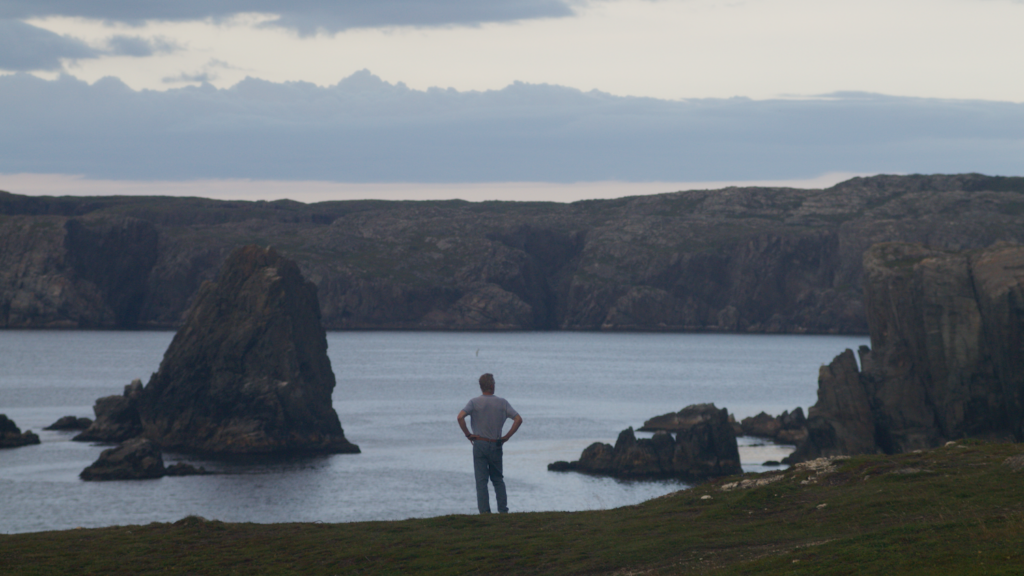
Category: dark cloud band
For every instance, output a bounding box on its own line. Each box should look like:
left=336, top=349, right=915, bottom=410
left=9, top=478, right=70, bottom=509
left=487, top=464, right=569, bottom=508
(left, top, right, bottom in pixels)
left=0, top=20, right=98, bottom=71
left=0, top=20, right=181, bottom=72
left=0, top=71, right=1021, bottom=182
left=0, top=0, right=577, bottom=32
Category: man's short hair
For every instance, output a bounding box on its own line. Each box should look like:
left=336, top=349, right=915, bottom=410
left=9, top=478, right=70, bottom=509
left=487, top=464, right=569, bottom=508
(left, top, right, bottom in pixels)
left=479, top=373, right=495, bottom=391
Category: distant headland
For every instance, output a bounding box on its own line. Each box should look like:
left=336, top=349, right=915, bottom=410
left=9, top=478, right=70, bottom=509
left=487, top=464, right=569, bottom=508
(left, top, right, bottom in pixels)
left=3, top=173, right=1023, bottom=333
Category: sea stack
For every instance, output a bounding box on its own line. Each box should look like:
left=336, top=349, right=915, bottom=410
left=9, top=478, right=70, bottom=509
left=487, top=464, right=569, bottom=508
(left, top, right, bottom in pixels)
left=137, top=245, right=359, bottom=455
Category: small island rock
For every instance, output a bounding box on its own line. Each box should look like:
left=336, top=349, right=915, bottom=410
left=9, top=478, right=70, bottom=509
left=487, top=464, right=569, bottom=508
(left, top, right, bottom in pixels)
left=550, top=404, right=741, bottom=481
left=44, top=416, right=93, bottom=431
left=0, top=414, right=41, bottom=448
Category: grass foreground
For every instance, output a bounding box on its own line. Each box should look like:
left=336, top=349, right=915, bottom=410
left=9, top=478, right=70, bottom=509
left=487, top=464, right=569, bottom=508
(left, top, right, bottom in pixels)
left=3, top=440, right=1024, bottom=575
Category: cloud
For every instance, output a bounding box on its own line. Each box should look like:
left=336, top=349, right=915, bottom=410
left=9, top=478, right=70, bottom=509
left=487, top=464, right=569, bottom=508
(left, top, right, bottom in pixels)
left=106, top=35, right=178, bottom=57
left=0, top=20, right=181, bottom=72
left=162, top=59, right=243, bottom=85
left=0, top=0, right=578, bottom=33
left=0, top=70, right=1021, bottom=182
left=0, top=20, right=99, bottom=71
left=162, top=71, right=216, bottom=84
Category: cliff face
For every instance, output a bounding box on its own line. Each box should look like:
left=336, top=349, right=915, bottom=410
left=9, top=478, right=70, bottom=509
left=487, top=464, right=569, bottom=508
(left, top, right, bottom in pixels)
left=3, top=173, right=1024, bottom=332
left=138, top=245, right=359, bottom=455
left=789, top=242, right=1024, bottom=461
left=0, top=215, right=158, bottom=328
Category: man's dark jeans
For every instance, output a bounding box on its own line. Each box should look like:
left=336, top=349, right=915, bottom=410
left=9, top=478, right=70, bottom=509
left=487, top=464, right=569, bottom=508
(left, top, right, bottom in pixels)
left=472, top=440, right=507, bottom=513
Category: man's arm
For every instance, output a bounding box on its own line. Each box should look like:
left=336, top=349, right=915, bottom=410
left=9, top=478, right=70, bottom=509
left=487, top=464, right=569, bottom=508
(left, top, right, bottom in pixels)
left=501, top=414, right=523, bottom=442
left=457, top=410, right=478, bottom=441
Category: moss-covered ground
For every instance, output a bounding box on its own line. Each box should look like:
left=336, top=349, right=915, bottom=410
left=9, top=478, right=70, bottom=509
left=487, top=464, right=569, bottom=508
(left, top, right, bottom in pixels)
left=3, top=440, right=1024, bottom=575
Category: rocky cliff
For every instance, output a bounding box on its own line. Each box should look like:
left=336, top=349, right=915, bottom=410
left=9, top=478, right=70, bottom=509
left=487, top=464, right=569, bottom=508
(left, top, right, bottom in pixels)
left=3, top=173, right=1024, bottom=332
left=788, top=241, right=1024, bottom=462
left=137, top=245, right=359, bottom=455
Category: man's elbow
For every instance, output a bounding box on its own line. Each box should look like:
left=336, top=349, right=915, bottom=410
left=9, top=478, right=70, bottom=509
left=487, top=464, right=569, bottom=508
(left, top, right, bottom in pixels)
left=514, top=415, right=523, bottom=423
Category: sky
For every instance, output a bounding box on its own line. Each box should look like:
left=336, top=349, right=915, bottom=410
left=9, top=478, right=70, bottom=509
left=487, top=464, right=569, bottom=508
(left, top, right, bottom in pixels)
left=1, top=0, right=1022, bottom=202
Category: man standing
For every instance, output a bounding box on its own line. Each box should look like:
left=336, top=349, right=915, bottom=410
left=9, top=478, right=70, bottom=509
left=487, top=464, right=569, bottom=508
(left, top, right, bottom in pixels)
left=457, top=373, right=523, bottom=514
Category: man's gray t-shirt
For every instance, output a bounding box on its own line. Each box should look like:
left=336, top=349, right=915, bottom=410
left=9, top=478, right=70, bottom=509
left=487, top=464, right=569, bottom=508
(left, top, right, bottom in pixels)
left=462, top=395, right=519, bottom=440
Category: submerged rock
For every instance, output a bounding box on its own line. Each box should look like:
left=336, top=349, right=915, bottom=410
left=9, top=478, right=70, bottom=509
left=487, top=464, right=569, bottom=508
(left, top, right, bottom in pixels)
left=44, top=415, right=93, bottom=431
left=0, top=414, right=40, bottom=449
left=549, top=404, right=741, bottom=481
left=74, top=379, right=144, bottom=442
left=80, top=437, right=165, bottom=481
left=137, top=245, right=359, bottom=456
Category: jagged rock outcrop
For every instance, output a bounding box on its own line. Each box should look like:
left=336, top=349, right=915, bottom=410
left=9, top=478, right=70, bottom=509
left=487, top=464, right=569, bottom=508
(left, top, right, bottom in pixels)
left=786, top=348, right=880, bottom=463
left=137, top=245, right=360, bottom=455
left=788, top=242, right=1024, bottom=462
left=4, top=174, right=1024, bottom=333
left=78, top=437, right=207, bottom=480
left=44, top=416, right=93, bottom=430
left=74, top=379, right=144, bottom=442
left=0, top=414, right=40, bottom=448
left=549, top=404, right=742, bottom=480
left=739, top=408, right=807, bottom=444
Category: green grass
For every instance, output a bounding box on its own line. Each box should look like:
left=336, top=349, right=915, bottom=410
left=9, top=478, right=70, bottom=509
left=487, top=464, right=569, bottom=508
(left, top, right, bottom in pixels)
left=3, top=442, right=1024, bottom=575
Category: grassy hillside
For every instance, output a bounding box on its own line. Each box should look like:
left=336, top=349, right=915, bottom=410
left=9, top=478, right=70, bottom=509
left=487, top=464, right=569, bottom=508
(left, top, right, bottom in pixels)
left=3, top=440, right=1023, bottom=574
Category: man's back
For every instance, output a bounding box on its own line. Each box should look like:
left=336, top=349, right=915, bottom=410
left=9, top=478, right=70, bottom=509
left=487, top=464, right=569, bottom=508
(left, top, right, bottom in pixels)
left=462, top=394, right=517, bottom=440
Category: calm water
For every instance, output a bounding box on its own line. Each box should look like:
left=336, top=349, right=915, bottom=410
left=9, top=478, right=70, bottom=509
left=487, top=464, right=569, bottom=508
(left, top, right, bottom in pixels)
left=0, top=330, right=867, bottom=534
